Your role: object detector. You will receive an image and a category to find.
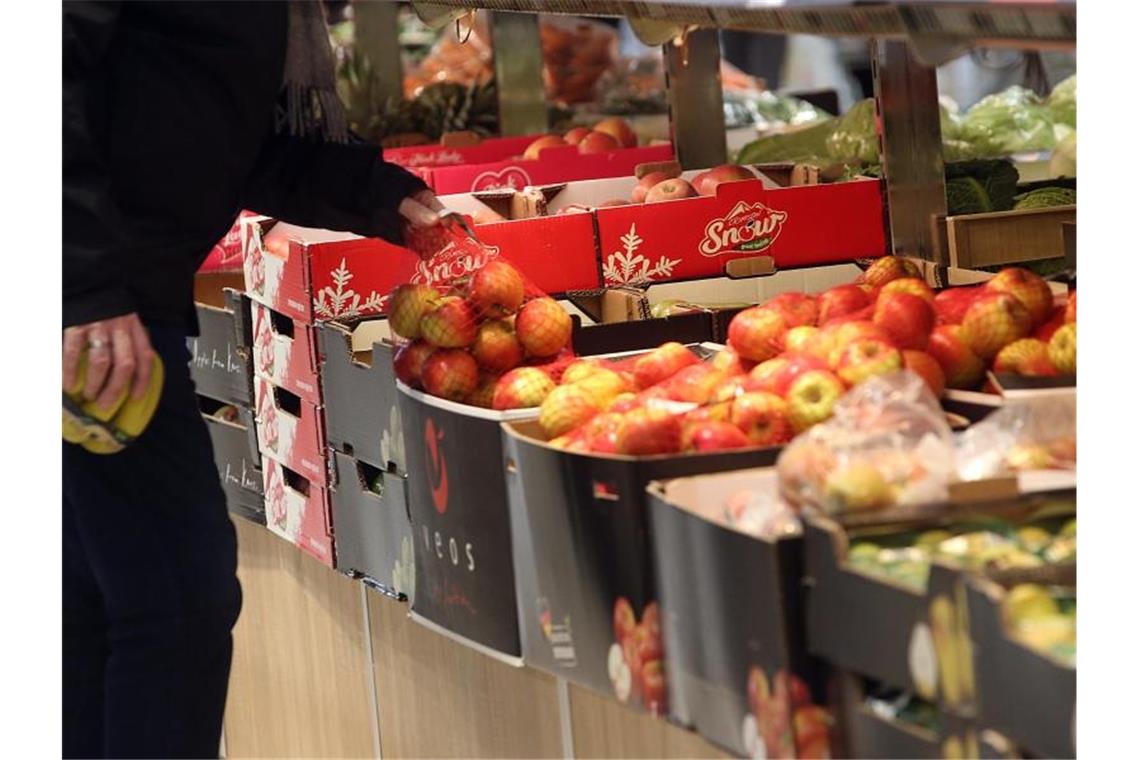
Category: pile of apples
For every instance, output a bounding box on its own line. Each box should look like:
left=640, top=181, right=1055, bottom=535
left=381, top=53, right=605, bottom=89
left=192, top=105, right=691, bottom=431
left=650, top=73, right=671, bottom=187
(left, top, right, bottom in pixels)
left=522, top=117, right=639, bottom=161
left=389, top=260, right=573, bottom=405
left=627, top=163, right=758, bottom=205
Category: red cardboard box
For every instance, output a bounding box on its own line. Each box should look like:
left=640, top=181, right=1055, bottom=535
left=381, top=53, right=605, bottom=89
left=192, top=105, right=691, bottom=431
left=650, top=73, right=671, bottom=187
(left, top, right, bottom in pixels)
left=425, top=143, right=675, bottom=194
left=262, top=453, right=334, bottom=568
left=199, top=211, right=261, bottom=274
left=253, top=376, right=328, bottom=486
left=383, top=134, right=541, bottom=169
left=241, top=212, right=600, bottom=324
left=251, top=300, right=322, bottom=406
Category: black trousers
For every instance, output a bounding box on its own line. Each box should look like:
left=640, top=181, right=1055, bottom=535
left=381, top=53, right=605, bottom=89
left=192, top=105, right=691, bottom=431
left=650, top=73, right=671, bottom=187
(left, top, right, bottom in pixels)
left=63, top=325, right=242, bottom=759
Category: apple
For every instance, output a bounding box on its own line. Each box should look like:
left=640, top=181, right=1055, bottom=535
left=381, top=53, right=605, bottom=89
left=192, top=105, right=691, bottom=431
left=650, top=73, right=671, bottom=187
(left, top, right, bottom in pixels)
left=691, top=164, right=757, bottom=196
left=597, top=199, right=629, bottom=207
left=817, top=284, right=870, bottom=325
left=523, top=134, right=568, bottom=161
left=932, top=286, right=980, bottom=326
left=993, top=338, right=1056, bottom=376
left=578, top=130, right=621, bottom=155
left=683, top=420, right=751, bottom=451
left=959, top=291, right=1034, bottom=359
left=593, top=117, right=638, bottom=148
left=658, top=363, right=726, bottom=404
left=563, top=126, right=592, bottom=146
left=710, top=347, right=748, bottom=376
left=926, top=325, right=985, bottom=389
left=825, top=462, right=893, bottom=512
left=902, top=350, right=946, bottom=397
left=747, top=666, right=770, bottom=714
left=615, top=408, right=683, bottom=455
left=1064, top=291, right=1076, bottom=324
left=984, top=267, right=1054, bottom=327
left=836, top=338, right=903, bottom=387
left=879, top=277, right=935, bottom=304
left=728, top=306, right=788, bottom=362
left=767, top=291, right=820, bottom=328
left=785, top=370, right=845, bottom=432
left=873, top=291, right=936, bottom=350
left=613, top=597, right=636, bottom=645
left=1034, top=307, right=1066, bottom=342
left=731, top=392, right=794, bottom=446
left=644, top=178, right=697, bottom=203
left=826, top=320, right=894, bottom=369
left=630, top=170, right=678, bottom=203
left=750, top=353, right=827, bottom=397
left=1048, top=323, right=1076, bottom=374
left=632, top=341, right=699, bottom=389
left=640, top=658, right=667, bottom=715
left=859, top=256, right=922, bottom=289
left=784, top=325, right=819, bottom=354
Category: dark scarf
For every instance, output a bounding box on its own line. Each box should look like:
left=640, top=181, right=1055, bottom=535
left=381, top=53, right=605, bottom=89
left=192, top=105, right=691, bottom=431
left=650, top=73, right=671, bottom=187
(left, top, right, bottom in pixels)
left=277, top=0, right=349, bottom=143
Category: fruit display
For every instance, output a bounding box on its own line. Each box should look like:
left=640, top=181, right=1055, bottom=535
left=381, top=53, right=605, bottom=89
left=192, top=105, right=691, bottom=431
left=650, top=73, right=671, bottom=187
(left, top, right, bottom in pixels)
left=521, top=116, right=640, bottom=162
left=607, top=599, right=666, bottom=713
left=744, top=667, right=832, bottom=759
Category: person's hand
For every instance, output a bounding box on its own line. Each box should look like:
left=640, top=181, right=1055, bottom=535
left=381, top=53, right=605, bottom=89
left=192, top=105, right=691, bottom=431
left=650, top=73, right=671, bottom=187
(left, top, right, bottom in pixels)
left=398, top=189, right=445, bottom=228
left=62, top=313, right=156, bottom=411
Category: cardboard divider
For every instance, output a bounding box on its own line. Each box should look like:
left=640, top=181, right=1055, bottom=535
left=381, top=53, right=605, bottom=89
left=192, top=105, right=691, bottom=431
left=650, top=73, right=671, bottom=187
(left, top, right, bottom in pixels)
left=261, top=453, right=334, bottom=568
left=647, top=468, right=835, bottom=758
left=964, top=572, right=1076, bottom=758
left=329, top=450, right=413, bottom=597
left=200, top=398, right=264, bottom=525
left=253, top=377, right=328, bottom=486
left=500, top=420, right=777, bottom=715
left=191, top=275, right=254, bottom=407
left=318, top=319, right=405, bottom=474
left=251, top=299, right=322, bottom=405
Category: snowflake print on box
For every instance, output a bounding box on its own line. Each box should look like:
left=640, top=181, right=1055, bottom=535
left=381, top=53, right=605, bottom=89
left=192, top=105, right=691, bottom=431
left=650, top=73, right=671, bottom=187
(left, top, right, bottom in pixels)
left=603, top=223, right=681, bottom=286
left=315, top=258, right=386, bottom=319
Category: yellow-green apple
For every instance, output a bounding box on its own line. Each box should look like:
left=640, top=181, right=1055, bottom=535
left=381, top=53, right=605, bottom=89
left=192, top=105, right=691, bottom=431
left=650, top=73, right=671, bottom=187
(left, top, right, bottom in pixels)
left=902, top=350, right=946, bottom=397
left=817, top=284, right=871, bottom=325
left=1064, top=291, right=1076, bottom=324
left=880, top=277, right=935, bottom=304
left=561, top=358, right=603, bottom=385
left=470, top=259, right=525, bottom=317
left=1048, top=323, right=1076, bottom=374
left=710, top=346, right=748, bottom=376
left=984, top=267, right=1054, bottom=326
left=993, top=338, right=1057, bottom=376
left=859, top=256, right=922, bottom=289
left=727, top=306, right=788, bottom=362
left=751, top=353, right=828, bottom=397
left=421, top=349, right=479, bottom=401
left=492, top=367, right=556, bottom=409
left=645, top=178, right=697, bottom=203
left=466, top=373, right=499, bottom=408
left=393, top=340, right=435, bottom=387
left=539, top=384, right=601, bottom=438
left=630, top=170, right=678, bottom=203
left=691, top=164, right=757, bottom=196
left=523, top=134, right=567, bottom=161
left=836, top=338, right=903, bottom=386
left=574, top=368, right=634, bottom=409
left=578, top=130, right=622, bottom=154
left=471, top=319, right=523, bottom=372
left=420, top=296, right=478, bottom=348
left=731, top=392, right=794, bottom=446
left=515, top=298, right=572, bottom=357
left=632, top=342, right=699, bottom=389
left=802, top=326, right=838, bottom=363
left=768, top=291, right=820, bottom=328
left=873, top=291, right=936, bottom=350
left=563, top=126, right=592, bottom=146
left=785, top=370, right=845, bottom=432
left=682, top=420, right=751, bottom=452
left=927, top=325, right=985, bottom=389
left=615, top=407, right=683, bottom=455
left=826, top=321, right=894, bottom=368
left=784, top=325, right=819, bottom=353
left=593, top=117, right=638, bottom=148
left=824, top=462, right=893, bottom=512
left=389, top=283, right=442, bottom=339
left=933, top=286, right=981, bottom=325
left=959, top=291, right=1033, bottom=359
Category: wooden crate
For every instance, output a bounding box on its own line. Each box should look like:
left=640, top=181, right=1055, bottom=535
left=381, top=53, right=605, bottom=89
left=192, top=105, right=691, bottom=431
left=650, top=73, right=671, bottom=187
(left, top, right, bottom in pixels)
left=938, top=205, right=1076, bottom=269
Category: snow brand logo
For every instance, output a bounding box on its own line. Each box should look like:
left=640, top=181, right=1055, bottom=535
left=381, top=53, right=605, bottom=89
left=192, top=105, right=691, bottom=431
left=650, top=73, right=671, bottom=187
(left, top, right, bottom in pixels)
left=698, top=201, right=789, bottom=257
left=471, top=166, right=531, bottom=192
left=412, top=241, right=500, bottom=287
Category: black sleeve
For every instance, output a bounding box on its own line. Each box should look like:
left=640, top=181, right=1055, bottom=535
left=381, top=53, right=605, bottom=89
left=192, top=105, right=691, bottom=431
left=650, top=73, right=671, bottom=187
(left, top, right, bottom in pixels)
left=240, top=134, right=430, bottom=245
left=63, top=1, right=131, bottom=328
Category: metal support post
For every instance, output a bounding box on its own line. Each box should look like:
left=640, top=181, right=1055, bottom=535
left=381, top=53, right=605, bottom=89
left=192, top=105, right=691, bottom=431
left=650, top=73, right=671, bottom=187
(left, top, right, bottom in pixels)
left=354, top=0, right=405, bottom=104
left=489, top=11, right=548, bottom=136
left=872, top=39, right=947, bottom=263
left=664, top=29, right=727, bottom=170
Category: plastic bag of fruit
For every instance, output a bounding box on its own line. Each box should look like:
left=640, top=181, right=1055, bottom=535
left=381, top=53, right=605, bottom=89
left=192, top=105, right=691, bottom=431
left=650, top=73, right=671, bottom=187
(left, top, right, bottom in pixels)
left=776, top=371, right=957, bottom=515
left=389, top=215, right=574, bottom=407
left=955, top=394, right=1075, bottom=479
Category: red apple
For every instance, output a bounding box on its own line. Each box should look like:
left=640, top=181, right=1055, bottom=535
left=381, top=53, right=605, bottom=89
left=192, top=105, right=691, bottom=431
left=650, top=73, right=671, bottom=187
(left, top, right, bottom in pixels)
left=691, top=164, right=757, bottom=197
left=926, top=325, right=986, bottom=389
left=578, top=130, right=621, bottom=155
left=727, top=307, right=788, bottom=363
left=615, top=408, right=683, bottom=456
left=817, top=285, right=870, bottom=325
left=1034, top=306, right=1066, bottom=342
left=959, top=291, right=1033, bottom=359
left=682, top=420, right=751, bottom=452
left=984, top=267, right=1054, bottom=327
left=873, top=291, right=936, bottom=350
left=902, top=350, right=946, bottom=397
left=784, top=325, right=819, bottom=354
left=593, top=117, right=638, bottom=148
left=933, top=286, right=981, bottom=325
left=767, top=291, right=820, bottom=328
left=563, top=126, right=592, bottom=146
left=640, top=658, right=667, bottom=715
left=630, top=170, right=679, bottom=203
left=879, top=277, right=935, bottom=304
left=644, top=178, right=697, bottom=203
left=632, top=342, right=699, bottom=390
left=826, top=320, right=895, bottom=368
left=749, top=353, right=827, bottom=397
left=523, top=134, right=568, bottom=161
left=859, top=256, right=921, bottom=289
left=731, top=392, right=794, bottom=446
left=1064, top=291, right=1076, bottom=324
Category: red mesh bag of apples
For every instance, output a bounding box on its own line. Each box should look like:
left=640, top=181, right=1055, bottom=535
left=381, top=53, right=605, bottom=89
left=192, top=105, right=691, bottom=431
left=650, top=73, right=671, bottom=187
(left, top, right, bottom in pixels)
left=389, top=215, right=576, bottom=409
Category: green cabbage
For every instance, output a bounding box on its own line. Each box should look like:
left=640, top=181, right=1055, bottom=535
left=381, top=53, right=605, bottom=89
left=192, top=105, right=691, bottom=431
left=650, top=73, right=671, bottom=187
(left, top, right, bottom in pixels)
left=957, top=86, right=1055, bottom=157
left=1048, top=75, right=1076, bottom=129
left=825, top=98, right=879, bottom=163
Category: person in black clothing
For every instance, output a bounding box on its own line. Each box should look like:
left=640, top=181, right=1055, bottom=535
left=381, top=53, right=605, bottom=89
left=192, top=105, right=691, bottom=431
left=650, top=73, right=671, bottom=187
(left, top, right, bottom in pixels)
left=62, top=2, right=441, bottom=757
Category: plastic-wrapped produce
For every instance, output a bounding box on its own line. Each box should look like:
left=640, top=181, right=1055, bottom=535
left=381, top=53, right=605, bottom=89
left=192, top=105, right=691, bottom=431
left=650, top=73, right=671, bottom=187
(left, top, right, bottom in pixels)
left=955, top=395, right=1076, bottom=481
left=957, top=86, right=1056, bottom=157
left=824, top=98, right=880, bottom=164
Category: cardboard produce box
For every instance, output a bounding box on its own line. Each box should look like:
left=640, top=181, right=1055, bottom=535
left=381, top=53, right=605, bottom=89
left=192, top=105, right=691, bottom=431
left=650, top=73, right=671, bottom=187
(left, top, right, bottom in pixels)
left=261, top=453, right=334, bottom=567
left=250, top=299, right=322, bottom=406
left=253, top=377, right=328, bottom=486
left=319, top=318, right=405, bottom=474
left=647, top=468, right=835, bottom=758
left=500, top=414, right=774, bottom=713
left=383, top=133, right=541, bottom=170
left=200, top=399, right=264, bottom=525
left=329, top=450, right=413, bottom=598
left=964, top=568, right=1076, bottom=758
left=190, top=274, right=254, bottom=407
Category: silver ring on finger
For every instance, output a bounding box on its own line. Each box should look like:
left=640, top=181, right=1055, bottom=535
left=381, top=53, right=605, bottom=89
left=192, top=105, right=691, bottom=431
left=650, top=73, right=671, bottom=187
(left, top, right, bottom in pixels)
left=87, top=338, right=109, bottom=351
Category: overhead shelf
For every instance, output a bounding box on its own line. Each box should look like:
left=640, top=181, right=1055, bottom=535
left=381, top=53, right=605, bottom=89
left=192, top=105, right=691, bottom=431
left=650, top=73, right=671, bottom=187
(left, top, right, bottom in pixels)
left=413, top=1, right=1075, bottom=47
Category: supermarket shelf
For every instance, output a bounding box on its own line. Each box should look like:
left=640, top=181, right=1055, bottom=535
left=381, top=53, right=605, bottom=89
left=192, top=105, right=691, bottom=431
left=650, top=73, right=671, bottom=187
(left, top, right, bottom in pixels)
left=414, top=1, right=1074, bottom=47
